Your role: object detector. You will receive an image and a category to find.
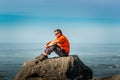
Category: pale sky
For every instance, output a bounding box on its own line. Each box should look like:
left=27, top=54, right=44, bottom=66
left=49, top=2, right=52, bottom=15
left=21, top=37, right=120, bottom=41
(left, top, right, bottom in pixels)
left=0, top=0, right=120, bottom=43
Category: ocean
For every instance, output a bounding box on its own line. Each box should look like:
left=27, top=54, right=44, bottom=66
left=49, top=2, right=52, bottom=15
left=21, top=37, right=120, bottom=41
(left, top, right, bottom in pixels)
left=0, top=43, right=120, bottom=80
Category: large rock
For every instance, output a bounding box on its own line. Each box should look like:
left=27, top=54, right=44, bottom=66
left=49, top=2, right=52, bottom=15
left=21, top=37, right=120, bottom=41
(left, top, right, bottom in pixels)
left=14, top=55, right=93, bottom=80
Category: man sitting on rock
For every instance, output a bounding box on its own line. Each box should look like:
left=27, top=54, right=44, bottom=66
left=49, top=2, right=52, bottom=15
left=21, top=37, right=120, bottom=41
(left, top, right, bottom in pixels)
left=36, top=29, right=70, bottom=61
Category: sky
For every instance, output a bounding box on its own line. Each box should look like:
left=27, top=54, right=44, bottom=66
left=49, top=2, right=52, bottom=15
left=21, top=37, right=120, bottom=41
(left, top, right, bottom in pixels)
left=0, top=0, right=120, bottom=43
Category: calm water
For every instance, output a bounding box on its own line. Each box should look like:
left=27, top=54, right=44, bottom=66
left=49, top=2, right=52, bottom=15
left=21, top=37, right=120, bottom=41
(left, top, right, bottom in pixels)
left=0, top=43, right=120, bottom=80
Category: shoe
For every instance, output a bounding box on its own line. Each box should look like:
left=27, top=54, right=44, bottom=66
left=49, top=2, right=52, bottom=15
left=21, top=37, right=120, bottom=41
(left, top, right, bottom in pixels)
left=36, top=54, right=48, bottom=61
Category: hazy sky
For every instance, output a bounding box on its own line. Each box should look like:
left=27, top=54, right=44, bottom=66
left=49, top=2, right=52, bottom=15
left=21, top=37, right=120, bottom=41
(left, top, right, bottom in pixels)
left=0, top=0, right=120, bottom=43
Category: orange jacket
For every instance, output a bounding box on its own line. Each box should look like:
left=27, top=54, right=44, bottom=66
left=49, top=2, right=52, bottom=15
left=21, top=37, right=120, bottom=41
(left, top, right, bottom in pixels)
left=55, top=35, right=70, bottom=54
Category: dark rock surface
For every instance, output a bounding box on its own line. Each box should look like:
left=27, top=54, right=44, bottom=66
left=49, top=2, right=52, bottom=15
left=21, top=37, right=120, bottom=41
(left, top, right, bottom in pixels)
left=93, top=74, right=120, bottom=80
left=14, top=55, right=93, bottom=80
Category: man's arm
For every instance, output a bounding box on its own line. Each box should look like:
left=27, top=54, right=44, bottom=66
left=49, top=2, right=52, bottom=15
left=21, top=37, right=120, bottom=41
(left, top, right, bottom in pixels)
left=46, top=41, right=52, bottom=45
left=46, top=36, right=64, bottom=47
left=46, top=40, right=59, bottom=47
left=45, top=41, right=51, bottom=48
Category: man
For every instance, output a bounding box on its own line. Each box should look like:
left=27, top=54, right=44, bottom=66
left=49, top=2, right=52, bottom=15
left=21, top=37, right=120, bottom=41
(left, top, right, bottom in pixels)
left=36, top=29, right=70, bottom=61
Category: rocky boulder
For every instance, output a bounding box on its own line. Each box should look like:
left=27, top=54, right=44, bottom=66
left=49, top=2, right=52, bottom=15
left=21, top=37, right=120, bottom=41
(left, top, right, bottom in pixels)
left=14, top=55, right=93, bottom=80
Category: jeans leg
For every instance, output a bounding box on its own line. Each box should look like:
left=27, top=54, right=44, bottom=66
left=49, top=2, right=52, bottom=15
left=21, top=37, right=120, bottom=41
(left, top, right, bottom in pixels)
left=54, top=45, right=68, bottom=57
left=44, top=44, right=68, bottom=57
left=44, top=45, right=56, bottom=55
left=54, top=49, right=68, bottom=57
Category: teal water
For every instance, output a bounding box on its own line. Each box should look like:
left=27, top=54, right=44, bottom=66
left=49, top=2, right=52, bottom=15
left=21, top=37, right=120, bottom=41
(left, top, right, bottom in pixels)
left=0, top=43, right=120, bottom=80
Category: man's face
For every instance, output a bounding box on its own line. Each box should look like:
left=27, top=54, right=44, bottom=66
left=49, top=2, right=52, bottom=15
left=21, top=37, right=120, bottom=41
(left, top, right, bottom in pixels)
left=54, top=31, right=61, bottom=38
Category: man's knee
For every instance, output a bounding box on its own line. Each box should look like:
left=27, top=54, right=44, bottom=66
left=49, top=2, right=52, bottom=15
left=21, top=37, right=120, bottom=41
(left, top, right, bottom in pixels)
left=44, top=45, right=56, bottom=54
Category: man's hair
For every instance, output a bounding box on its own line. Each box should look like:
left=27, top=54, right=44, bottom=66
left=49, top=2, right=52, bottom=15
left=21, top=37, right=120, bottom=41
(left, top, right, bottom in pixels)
left=54, top=29, right=62, bottom=34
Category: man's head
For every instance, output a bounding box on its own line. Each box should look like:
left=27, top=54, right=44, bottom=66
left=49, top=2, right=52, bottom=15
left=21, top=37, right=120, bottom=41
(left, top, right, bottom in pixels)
left=54, top=29, right=62, bottom=38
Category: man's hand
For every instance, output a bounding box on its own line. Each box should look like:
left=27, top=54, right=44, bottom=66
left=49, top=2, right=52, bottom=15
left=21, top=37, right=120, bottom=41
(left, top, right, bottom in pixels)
left=44, top=41, right=51, bottom=48
left=44, top=44, right=49, bottom=48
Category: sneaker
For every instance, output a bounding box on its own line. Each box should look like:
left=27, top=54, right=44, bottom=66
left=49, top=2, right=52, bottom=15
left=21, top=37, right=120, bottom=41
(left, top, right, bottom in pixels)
left=36, top=54, right=48, bottom=61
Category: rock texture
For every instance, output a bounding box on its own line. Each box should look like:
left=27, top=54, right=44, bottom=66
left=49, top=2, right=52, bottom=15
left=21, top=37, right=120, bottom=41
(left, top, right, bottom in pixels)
left=14, top=55, right=93, bottom=80
left=93, top=74, right=120, bottom=80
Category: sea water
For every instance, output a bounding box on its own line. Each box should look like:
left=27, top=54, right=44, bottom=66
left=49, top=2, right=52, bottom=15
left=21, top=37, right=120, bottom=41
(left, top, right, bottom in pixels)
left=0, top=43, right=120, bottom=80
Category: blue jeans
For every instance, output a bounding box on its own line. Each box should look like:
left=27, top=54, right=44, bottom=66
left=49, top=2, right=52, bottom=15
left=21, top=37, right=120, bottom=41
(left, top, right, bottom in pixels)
left=44, top=44, right=68, bottom=57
